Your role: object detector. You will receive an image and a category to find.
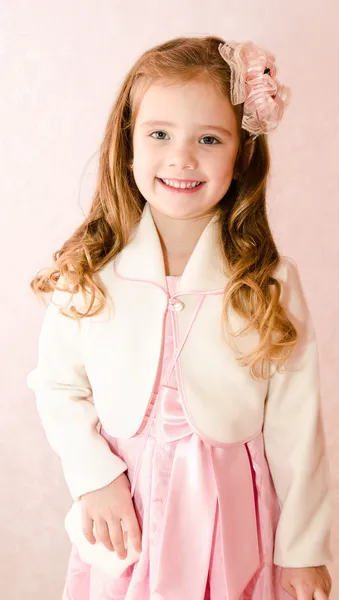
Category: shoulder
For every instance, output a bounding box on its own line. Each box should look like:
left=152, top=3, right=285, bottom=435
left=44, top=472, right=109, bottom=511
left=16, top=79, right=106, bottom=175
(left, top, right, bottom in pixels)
left=50, top=273, right=89, bottom=314
left=272, top=256, right=306, bottom=303
left=272, top=255, right=313, bottom=334
left=52, top=256, right=118, bottom=316
left=274, top=254, right=306, bottom=288
left=272, top=255, right=300, bottom=282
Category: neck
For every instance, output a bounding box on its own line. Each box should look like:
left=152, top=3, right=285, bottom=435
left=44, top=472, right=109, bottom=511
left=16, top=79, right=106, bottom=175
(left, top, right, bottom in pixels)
left=149, top=205, right=215, bottom=276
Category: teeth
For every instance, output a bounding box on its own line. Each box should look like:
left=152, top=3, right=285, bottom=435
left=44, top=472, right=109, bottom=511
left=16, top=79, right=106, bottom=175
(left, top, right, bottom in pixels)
left=162, top=178, right=201, bottom=189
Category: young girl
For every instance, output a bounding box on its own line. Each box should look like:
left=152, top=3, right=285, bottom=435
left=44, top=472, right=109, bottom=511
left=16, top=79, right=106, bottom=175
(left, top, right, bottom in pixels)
left=27, top=36, right=332, bottom=600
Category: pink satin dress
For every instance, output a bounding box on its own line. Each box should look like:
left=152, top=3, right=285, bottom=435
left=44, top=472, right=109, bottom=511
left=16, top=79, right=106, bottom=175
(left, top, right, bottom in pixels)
left=62, top=276, right=292, bottom=600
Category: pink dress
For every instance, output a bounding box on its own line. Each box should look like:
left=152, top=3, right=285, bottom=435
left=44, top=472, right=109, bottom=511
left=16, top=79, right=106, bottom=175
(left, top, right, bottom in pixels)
left=62, top=276, right=292, bottom=600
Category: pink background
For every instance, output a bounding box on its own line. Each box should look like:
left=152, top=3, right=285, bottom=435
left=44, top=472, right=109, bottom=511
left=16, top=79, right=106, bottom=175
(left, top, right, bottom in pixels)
left=1, top=1, right=338, bottom=598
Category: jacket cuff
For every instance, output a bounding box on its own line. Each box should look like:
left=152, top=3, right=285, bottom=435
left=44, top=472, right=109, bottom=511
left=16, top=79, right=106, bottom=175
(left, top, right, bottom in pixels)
left=64, top=450, right=128, bottom=501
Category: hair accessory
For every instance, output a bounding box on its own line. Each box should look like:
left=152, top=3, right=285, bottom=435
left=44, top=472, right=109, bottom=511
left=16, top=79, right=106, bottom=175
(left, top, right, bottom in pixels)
left=218, top=40, right=291, bottom=139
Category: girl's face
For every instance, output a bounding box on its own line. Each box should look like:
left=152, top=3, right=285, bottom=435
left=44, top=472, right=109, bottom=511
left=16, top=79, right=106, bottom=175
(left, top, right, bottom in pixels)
left=131, top=77, right=240, bottom=220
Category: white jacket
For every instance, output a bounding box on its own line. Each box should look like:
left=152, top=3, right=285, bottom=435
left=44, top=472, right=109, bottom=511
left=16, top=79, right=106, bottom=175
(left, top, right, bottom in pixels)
left=27, top=202, right=332, bottom=567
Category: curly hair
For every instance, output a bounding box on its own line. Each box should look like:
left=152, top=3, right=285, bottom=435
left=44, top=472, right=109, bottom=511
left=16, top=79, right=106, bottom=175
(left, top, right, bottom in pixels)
left=30, top=35, right=297, bottom=381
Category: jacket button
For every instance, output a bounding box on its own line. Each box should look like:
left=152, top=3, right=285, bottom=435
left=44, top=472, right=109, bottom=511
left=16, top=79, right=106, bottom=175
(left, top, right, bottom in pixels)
left=169, top=299, right=185, bottom=312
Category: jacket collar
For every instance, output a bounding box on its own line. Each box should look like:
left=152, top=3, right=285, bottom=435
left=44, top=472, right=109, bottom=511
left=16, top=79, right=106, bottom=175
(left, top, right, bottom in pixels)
left=114, top=202, right=229, bottom=293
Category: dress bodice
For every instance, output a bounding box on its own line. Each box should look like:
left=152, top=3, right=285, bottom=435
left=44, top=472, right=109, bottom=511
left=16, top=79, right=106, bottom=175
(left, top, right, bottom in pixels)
left=135, top=276, right=192, bottom=443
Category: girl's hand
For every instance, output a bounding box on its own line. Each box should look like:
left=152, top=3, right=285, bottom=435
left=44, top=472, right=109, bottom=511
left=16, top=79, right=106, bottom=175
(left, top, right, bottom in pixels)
left=79, top=472, right=142, bottom=559
left=280, top=566, right=332, bottom=599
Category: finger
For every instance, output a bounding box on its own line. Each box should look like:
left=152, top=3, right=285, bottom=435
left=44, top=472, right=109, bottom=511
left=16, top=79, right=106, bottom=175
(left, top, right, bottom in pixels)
left=279, top=570, right=297, bottom=598
left=81, top=512, right=96, bottom=545
left=123, top=512, right=142, bottom=553
left=94, top=519, right=114, bottom=552
left=294, top=584, right=314, bottom=600
left=281, top=582, right=297, bottom=598
left=107, top=518, right=127, bottom=559
left=313, top=589, right=329, bottom=600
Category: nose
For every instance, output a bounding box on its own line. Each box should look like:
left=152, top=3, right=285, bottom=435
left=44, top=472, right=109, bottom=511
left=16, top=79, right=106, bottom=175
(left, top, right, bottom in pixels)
left=168, top=142, right=199, bottom=170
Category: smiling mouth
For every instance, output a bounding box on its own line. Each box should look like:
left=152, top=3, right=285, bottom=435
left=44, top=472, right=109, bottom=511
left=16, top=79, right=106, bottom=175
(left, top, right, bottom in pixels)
left=156, top=177, right=206, bottom=194
left=157, top=177, right=203, bottom=189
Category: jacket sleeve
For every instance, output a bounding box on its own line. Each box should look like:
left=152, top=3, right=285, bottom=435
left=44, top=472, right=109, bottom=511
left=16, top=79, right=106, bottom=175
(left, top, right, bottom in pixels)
left=263, top=257, right=332, bottom=567
left=26, top=280, right=128, bottom=501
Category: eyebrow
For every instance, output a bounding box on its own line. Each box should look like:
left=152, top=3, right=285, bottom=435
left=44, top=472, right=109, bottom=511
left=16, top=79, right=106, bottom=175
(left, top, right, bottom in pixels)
left=140, top=119, right=233, bottom=137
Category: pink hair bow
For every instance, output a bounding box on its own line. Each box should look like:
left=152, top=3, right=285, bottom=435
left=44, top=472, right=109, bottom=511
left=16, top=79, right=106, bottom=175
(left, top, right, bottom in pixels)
left=218, top=40, right=291, bottom=138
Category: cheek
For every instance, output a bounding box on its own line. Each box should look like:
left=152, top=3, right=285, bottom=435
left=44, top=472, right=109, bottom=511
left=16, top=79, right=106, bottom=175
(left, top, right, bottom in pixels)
left=133, top=157, right=158, bottom=191
left=211, top=156, right=236, bottom=184
left=206, top=144, right=237, bottom=172
left=134, top=145, right=158, bottom=177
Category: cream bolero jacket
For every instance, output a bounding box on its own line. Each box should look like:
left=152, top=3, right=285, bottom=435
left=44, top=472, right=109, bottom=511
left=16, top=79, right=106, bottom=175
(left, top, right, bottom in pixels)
left=27, top=202, right=332, bottom=568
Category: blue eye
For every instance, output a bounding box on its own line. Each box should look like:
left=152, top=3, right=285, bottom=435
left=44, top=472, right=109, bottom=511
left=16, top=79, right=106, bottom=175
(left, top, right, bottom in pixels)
left=150, top=131, right=169, bottom=140
left=200, top=136, right=220, bottom=145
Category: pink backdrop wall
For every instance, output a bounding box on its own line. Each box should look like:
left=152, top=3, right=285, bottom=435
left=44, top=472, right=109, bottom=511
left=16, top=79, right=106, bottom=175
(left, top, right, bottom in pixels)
left=1, top=1, right=338, bottom=598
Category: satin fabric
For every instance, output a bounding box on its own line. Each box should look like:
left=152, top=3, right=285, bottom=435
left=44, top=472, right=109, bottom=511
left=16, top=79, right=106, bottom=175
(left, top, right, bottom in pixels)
left=62, top=276, right=293, bottom=600
left=218, top=41, right=291, bottom=137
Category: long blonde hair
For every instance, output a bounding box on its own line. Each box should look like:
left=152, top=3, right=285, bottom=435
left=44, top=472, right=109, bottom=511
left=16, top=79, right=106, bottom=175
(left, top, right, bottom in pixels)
left=30, top=35, right=297, bottom=381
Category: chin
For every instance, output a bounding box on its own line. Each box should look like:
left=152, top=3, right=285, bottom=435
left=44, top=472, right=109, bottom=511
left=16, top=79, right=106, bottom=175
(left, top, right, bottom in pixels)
left=149, top=201, right=198, bottom=218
